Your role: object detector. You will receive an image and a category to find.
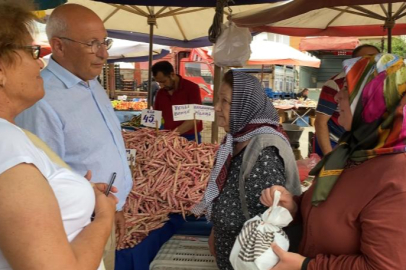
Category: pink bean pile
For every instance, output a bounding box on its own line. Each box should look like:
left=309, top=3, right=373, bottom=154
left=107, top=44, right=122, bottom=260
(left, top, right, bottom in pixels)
left=118, top=129, right=218, bottom=249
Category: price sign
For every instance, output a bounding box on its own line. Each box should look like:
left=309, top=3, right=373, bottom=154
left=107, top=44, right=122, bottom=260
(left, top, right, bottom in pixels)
left=172, top=105, right=194, bottom=121
left=117, top=95, right=127, bottom=101
left=126, top=149, right=136, bottom=166
left=141, top=109, right=162, bottom=128
left=193, top=105, right=215, bottom=122
left=172, top=104, right=215, bottom=122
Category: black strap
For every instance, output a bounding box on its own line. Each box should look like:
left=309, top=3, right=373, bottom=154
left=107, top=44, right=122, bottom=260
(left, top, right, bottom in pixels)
left=238, top=147, right=251, bottom=220
left=238, top=174, right=250, bottom=220
left=301, top=258, right=312, bottom=270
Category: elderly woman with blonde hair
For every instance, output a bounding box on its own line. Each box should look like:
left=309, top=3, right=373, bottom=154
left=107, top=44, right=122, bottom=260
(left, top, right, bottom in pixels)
left=0, top=1, right=117, bottom=269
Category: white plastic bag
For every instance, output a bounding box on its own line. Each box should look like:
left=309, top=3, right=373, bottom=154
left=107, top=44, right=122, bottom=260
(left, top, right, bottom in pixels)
left=212, top=21, right=252, bottom=67
left=229, top=190, right=293, bottom=270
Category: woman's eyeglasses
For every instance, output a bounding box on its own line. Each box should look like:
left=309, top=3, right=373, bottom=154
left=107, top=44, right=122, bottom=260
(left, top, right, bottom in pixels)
left=15, top=45, right=41, bottom=60
left=57, top=37, right=113, bottom=54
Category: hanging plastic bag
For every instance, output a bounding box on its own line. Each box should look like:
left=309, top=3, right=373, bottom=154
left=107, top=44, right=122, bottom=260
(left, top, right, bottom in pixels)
left=296, top=153, right=321, bottom=182
left=212, top=21, right=252, bottom=67
left=229, top=190, right=293, bottom=270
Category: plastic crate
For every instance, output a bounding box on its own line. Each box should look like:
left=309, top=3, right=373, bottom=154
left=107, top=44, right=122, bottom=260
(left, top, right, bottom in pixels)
left=150, top=235, right=218, bottom=270
left=296, top=116, right=310, bottom=127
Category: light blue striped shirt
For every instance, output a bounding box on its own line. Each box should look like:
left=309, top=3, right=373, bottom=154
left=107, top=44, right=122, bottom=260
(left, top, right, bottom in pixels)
left=16, top=57, right=133, bottom=211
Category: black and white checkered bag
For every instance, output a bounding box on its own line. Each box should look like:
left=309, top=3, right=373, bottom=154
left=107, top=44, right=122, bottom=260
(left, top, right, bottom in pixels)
left=230, top=190, right=293, bottom=270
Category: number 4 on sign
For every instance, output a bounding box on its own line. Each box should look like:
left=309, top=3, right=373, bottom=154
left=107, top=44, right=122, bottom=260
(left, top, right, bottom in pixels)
left=143, top=115, right=155, bottom=123
left=141, top=109, right=162, bottom=129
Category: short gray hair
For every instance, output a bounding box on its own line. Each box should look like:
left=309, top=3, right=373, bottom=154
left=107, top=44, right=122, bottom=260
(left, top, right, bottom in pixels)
left=45, top=12, right=68, bottom=40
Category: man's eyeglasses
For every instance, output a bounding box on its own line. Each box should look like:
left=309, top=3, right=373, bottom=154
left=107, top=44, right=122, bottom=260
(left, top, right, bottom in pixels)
left=14, top=45, right=41, bottom=60
left=58, top=37, right=113, bottom=53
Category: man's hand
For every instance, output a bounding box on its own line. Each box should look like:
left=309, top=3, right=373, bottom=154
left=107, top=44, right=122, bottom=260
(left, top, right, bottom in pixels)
left=84, top=170, right=96, bottom=187
left=271, top=243, right=305, bottom=270
left=84, top=170, right=92, bottom=181
left=115, top=211, right=126, bottom=246
left=174, top=120, right=195, bottom=135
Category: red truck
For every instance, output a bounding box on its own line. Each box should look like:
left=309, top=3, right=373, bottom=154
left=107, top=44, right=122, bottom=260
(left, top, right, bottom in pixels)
left=162, top=47, right=214, bottom=105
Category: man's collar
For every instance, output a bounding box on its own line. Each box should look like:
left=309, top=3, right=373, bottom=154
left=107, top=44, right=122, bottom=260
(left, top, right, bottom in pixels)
left=174, top=74, right=183, bottom=91
left=46, top=57, right=95, bottom=89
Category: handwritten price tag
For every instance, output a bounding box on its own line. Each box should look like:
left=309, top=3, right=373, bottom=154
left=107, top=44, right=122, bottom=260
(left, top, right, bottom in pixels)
left=172, top=104, right=215, bottom=122
left=193, top=105, right=215, bottom=122
left=126, top=149, right=136, bottom=166
left=172, top=105, right=194, bottom=121
left=141, top=109, right=162, bottom=128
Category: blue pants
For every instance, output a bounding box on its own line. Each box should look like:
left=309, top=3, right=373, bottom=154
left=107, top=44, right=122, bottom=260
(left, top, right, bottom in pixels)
left=314, top=136, right=337, bottom=157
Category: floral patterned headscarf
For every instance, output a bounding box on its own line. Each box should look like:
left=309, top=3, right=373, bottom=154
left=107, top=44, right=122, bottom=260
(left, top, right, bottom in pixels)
left=310, top=53, right=406, bottom=206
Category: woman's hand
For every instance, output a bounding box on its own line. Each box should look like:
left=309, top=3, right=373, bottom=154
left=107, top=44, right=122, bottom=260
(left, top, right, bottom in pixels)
left=93, top=183, right=118, bottom=221
left=260, top=186, right=297, bottom=217
left=208, top=228, right=216, bottom=257
left=271, top=243, right=306, bottom=270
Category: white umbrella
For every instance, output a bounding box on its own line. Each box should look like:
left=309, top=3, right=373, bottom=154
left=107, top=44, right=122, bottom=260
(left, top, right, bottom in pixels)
left=208, top=40, right=321, bottom=67
left=231, top=1, right=406, bottom=52
left=45, top=0, right=284, bottom=45
left=248, top=41, right=321, bottom=68
left=36, top=34, right=170, bottom=62
left=108, top=38, right=169, bottom=60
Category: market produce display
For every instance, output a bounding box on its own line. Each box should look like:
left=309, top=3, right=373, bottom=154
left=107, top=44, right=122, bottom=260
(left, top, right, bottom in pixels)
left=272, top=99, right=317, bottom=109
left=118, top=129, right=218, bottom=249
left=112, top=100, right=148, bottom=111
left=121, top=115, right=142, bottom=129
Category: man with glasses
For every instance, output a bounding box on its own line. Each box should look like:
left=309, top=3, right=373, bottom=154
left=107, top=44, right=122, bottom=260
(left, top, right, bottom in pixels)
left=16, top=4, right=132, bottom=270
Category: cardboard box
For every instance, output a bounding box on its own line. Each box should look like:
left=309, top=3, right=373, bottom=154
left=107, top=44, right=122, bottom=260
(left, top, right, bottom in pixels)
left=278, top=110, right=286, bottom=124
left=293, top=149, right=302, bottom=160
left=310, top=116, right=316, bottom=127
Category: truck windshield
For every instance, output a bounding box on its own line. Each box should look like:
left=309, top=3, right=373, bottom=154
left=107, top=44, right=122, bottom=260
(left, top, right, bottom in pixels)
left=184, top=62, right=213, bottom=85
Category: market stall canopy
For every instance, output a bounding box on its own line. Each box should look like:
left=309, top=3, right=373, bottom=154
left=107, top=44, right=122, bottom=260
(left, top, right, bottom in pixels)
left=51, top=0, right=286, bottom=43
left=107, top=30, right=213, bottom=48
left=38, top=38, right=170, bottom=63
left=107, top=39, right=170, bottom=63
left=249, top=41, right=321, bottom=68
left=231, top=1, right=406, bottom=52
left=231, top=0, right=406, bottom=35
left=95, top=0, right=286, bottom=7
left=208, top=41, right=321, bottom=67
left=299, top=37, right=360, bottom=51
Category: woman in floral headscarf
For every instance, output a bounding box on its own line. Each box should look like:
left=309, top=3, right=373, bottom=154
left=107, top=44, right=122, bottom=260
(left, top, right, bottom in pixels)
left=261, top=53, right=406, bottom=270
left=192, top=70, right=301, bottom=270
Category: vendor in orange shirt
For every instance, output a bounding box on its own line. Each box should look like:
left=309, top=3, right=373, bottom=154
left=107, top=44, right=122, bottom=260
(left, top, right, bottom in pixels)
left=152, top=61, right=203, bottom=142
